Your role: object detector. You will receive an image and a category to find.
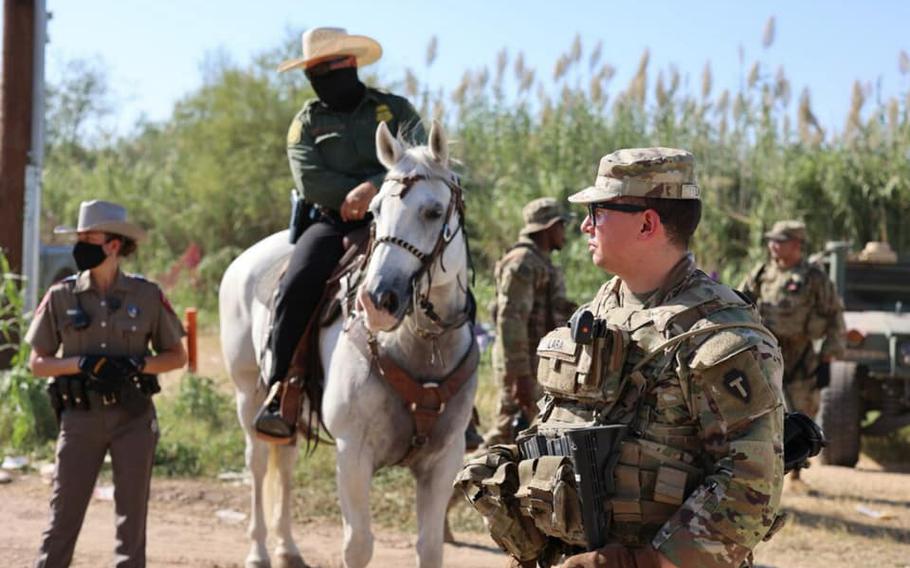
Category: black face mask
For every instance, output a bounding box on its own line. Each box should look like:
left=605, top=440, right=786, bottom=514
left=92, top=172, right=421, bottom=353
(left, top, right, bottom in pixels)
left=309, top=67, right=366, bottom=112
left=73, top=241, right=108, bottom=271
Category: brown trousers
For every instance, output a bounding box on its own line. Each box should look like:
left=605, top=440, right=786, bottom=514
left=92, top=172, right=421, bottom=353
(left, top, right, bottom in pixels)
left=35, top=396, right=158, bottom=568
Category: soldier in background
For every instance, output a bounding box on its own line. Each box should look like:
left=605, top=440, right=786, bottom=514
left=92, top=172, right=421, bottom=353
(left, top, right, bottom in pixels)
left=458, top=148, right=785, bottom=567
left=740, top=219, right=845, bottom=488
left=482, top=197, right=577, bottom=447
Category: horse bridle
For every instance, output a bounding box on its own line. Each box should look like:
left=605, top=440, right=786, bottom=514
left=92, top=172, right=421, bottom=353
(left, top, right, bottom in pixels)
left=365, top=172, right=473, bottom=343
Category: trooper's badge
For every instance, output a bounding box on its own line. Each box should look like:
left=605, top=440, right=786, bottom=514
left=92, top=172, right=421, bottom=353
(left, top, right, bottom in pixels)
left=723, top=369, right=751, bottom=402
left=127, top=305, right=140, bottom=319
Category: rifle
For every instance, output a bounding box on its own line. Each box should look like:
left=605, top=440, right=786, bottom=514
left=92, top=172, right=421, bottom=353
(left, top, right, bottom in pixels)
left=519, top=424, right=627, bottom=550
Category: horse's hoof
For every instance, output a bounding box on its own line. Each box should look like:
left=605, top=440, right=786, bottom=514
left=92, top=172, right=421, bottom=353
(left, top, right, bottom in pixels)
left=275, top=553, right=311, bottom=568
left=245, top=560, right=271, bottom=568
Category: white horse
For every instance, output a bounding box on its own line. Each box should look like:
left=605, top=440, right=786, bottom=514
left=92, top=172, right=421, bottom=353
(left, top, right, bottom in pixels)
left=219, top=120, right=478, bottom=568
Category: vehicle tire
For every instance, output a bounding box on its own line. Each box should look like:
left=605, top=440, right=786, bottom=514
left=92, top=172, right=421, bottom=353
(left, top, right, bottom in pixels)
left=819, top=361, right=862, bottom=467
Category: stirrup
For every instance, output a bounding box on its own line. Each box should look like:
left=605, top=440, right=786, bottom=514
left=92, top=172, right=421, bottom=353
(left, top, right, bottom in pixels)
left=254, top=383, right=296, bottom=445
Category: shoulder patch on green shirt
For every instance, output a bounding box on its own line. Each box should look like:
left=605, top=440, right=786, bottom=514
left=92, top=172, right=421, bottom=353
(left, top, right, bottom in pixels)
left=287, top=119, right=303, bottom=145
left=376, top=104, right=394, bottom=123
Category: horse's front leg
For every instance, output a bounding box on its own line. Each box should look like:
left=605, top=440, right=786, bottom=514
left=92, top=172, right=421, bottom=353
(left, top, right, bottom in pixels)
left=414, top=435, right=466, bottom=568
left=273, top=443, right=306, bottom=568
left=236, top=391, right=271, bottom=567
left=336, top=439, right=375, bottom=568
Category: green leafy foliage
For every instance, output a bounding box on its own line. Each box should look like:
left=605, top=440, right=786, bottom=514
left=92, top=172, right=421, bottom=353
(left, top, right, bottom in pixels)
left=153, top=374, right=244, bottom=477
left=0, top=252, right=58, bottom=453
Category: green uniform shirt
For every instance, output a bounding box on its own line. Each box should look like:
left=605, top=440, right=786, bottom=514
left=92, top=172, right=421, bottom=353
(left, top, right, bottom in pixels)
left=286, top=87, right=426, bottom=211
left=26, top=270, right=186, bottom=358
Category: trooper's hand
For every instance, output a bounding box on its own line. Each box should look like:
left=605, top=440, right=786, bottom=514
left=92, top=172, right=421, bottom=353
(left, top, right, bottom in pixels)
left=512, top=374, right=537, bottom=414
left=78, top=355, right=145, bottom=384
left=558, top=544, right=668, bottom=568
left=340, top=181, right=378, bottom=222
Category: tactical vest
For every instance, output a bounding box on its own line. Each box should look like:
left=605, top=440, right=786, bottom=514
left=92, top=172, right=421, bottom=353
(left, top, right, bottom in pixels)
left=752, top=261, right=829, bottom=341
left=527, top=271, right=772, bottom=547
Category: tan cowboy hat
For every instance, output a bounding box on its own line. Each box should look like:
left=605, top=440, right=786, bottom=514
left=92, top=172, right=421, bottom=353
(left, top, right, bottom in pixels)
left=277, top=27, right=382, bottom=73
left=54, top=199, right=147, bottom=242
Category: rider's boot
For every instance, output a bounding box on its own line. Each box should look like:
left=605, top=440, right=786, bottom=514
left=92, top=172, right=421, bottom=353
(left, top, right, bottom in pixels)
left=254, top=379, right=297, bottom=444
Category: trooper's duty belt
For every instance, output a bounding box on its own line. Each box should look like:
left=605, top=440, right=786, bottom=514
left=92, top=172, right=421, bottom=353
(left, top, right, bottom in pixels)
left=46, top=373, right=161, bottom=413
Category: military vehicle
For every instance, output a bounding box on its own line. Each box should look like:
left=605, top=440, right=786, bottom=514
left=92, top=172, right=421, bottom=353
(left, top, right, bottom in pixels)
left=815, top=241, right=910, bottom=467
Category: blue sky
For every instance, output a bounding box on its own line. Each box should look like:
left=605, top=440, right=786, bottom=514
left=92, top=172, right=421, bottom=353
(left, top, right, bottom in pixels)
left=20, top=0, right=910, bottom=134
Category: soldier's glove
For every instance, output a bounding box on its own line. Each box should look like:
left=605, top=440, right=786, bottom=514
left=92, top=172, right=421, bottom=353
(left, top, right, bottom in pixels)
left=815, top=362, right=831, bottom=389
left=558, top=544, right=663, bottom=568
left=512, top=374, right=537, bottom=414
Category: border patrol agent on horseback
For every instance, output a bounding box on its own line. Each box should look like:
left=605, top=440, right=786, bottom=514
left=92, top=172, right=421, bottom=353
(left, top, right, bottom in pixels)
left=26, top=200, right=187, bottom=567
left=457, top=149, right=787, bottom=568
left=483, top=197, right=578, bottom=447
left=254, top=27, right=426, bottom=442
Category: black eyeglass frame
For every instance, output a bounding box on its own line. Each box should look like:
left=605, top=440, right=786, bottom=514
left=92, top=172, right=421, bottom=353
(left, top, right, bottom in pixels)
left=586, top=202, right=649, bottom=226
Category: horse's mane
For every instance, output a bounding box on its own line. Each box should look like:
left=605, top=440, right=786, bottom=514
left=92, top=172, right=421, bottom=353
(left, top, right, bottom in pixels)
left=389, top=142, right=452, bottom=180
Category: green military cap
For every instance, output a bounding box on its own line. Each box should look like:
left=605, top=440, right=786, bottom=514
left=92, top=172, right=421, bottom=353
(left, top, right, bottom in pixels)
left=519, top=197, right=571, bottom=235
left=568, top=147, right=700, bottom=204
left=764, top=220, right=807, bottom=242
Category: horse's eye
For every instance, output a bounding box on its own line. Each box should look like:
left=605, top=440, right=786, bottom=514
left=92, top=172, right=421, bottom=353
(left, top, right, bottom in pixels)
left=424, top=206, right=444, bottom=221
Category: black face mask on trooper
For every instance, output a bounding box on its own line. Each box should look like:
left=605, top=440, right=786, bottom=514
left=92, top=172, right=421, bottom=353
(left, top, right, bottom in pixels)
left=72, top=241, right=108, bottom=271
left=309, top=67, right=366, bottom=112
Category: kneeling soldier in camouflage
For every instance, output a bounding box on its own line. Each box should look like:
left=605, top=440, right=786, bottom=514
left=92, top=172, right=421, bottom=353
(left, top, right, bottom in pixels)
left=456, top=149, right=786, bottom=567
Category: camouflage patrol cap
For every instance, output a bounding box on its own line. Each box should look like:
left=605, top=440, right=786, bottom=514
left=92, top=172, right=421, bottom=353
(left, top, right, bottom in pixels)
left=520, top=197, right=570, bottom=235
left=568, top=147, right=700, bottom=204
left=764, top=220, right=807, bottom=242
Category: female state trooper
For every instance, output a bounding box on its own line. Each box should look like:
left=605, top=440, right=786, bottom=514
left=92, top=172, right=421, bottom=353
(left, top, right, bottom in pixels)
left=254, top=27, right=426, bottom=441
left=26, top=199, right=186, bottom=567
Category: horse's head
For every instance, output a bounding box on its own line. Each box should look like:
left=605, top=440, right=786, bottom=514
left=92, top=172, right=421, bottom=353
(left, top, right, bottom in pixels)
left=359, top=120, right=468, bottom=333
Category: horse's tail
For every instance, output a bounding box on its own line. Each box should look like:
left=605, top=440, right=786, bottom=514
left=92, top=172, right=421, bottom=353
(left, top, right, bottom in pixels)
left=263, top=442, right=284, bottom=531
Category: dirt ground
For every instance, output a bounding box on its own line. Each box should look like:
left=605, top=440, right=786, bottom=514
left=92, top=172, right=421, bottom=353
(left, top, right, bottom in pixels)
left=3, top=457, right=910, bottom=567
left=3, top=333, right=909, bottom=567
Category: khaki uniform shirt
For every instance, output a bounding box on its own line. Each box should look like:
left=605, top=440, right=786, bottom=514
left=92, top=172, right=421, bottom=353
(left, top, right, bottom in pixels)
left=286, top=87, right=426, bottom=212
left=26, top=270, right=185, bottom=359
left=740, top=259, right=846, bottom=380
left=492, top=237, right=577, bottom=382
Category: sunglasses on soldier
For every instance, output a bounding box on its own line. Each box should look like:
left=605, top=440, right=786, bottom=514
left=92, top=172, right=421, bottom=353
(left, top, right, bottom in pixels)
left=304, top=55, right=358, bottom=79
left=586, top=202, right=648, bottom=226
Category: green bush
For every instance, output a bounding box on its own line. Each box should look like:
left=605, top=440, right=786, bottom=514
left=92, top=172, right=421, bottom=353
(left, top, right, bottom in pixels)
left=0, top=252, right=58, bottom=453
left=153, top=373, right=244, bottom=476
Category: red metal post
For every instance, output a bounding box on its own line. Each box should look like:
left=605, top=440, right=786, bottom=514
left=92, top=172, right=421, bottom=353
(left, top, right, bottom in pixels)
left=185, top=307, right=198, bottom=373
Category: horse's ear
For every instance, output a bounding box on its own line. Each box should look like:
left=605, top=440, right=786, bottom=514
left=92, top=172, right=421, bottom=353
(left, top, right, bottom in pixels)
left=428, top=120, right=449, bottom=168
left=376, top=121, right=402, bottom=170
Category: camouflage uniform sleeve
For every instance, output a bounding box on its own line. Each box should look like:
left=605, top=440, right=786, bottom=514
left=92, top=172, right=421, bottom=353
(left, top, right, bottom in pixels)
left=496, top=258, right=537, bottom=379
left=654, top=334, right=785, bottom=568
left=24, top=288, right=61, bottom=355
left=149, top=285, right=187, bottom=353
left=286, top=108, right=362, bottom=211
left=549, top=267, right=578, bottom=326
left=813, top=271, right=846, bottom=359
left=737, top=263, right=763, bottom=302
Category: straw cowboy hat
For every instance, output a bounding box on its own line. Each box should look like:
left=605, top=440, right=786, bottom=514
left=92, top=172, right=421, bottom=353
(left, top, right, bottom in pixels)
left=54, top=199, right=147, bottom=242
left=277, top=27, right=382, bottom=73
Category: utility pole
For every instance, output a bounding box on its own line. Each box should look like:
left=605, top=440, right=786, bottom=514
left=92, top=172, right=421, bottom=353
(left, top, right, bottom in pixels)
left=1, top=0, right=45, bottom=369
left=0, top=0, right=36, bottom=277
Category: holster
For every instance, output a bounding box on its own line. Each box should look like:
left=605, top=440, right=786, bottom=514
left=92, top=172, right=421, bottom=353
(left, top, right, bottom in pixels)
left=289, top=189, right=316, bottom=244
